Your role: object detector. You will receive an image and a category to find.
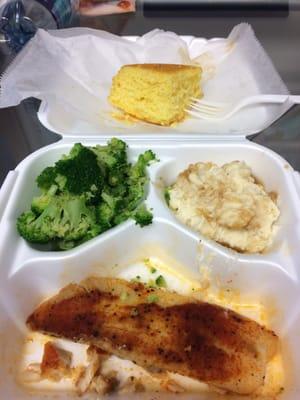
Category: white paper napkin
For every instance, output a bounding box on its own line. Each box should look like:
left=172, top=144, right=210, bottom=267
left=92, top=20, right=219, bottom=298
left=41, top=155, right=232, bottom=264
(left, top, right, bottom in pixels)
left=0, top=24, right=290, bottom=136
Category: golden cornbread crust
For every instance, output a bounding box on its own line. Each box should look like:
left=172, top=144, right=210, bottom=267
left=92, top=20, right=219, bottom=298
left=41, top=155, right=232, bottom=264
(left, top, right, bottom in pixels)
left=122, top=64, right=201, bottom=72
left=108, top=63, right=202, bottom=126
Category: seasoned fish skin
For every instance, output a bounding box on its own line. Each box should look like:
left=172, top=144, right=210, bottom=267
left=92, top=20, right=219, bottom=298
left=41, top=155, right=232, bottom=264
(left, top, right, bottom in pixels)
left=27, top=277, right=278, bottom=395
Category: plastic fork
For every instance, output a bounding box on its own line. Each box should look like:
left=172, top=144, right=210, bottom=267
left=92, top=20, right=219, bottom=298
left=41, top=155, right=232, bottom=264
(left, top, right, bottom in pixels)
left=187, top=94, right=300, bottom=120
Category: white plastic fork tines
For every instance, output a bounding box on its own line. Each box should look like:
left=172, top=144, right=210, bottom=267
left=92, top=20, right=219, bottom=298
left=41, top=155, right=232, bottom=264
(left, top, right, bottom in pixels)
left=187, top=94, right=300, bottom=120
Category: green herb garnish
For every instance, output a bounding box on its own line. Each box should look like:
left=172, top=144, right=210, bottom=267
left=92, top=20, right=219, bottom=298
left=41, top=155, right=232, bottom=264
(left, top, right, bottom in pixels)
left=164, top=187, right=171, bottom=205
left=155, top=275, right=167, bottom=288
left=131, top=275, right=141, bottom=283
left=147, top=294, right=159, bottom=303
left=147, top=279, right=156, bottom=288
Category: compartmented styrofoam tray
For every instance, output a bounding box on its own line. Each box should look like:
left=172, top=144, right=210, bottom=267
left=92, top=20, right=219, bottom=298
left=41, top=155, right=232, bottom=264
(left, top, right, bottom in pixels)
left=1, top=138, right=300, bottom=399
left=37, top=34, right=294, bottom=138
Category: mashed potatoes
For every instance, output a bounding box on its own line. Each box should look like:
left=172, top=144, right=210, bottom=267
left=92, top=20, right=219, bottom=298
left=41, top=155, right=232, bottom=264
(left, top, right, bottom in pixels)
left=168, top=161, right=280, bottom=253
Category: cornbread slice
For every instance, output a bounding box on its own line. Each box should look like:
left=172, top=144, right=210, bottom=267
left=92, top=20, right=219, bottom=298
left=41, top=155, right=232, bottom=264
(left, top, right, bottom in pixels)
left=109, top=64, right=202, bottom=126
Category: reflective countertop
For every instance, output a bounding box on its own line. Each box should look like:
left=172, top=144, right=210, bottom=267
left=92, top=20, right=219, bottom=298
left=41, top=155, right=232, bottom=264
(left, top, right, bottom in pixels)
left=0, top=2, right=300, bottom=184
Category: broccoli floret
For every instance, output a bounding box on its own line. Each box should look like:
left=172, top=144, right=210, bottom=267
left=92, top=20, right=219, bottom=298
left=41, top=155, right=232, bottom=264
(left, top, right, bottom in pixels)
left=31, top=194, right=51, bottom=215
left=17, top=211, right=51, bottom=243
left=96, top=192, right=122, bottom=230
left=36, top=166, right=58, bottom=190
left=31, top=184, right=58, bottom=214
left=95, top=147, right=156, bottom=229
left=130, top=150, right=156, bottom=179
left=99, top=147, right=155, bottom=227
left=17, top=194, right=99, bottom=249
left=133, top=204, right=153, bottom=227
left=55, top=144, right=103, bottom=201
left=96, top=202, right=115, bottom=230
left=92, top=139, right=129, bottom=196
left=36, top=144, right=104, bottom=203
left=92, top=138, right=127, bottom=169
left=126, top=150, right=156, bottom=211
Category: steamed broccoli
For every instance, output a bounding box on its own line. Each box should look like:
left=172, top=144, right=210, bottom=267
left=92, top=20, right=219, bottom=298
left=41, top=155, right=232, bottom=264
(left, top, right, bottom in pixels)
left=17, top=139, right=156, bottom=251
left=17, top=194, right=99, bottom=249
left=92, top=137, right=127, bottom=169
left=133, top=204, right=153, bottom=227
left=95, top=149, right=156, bottom=228
left=36, top=143, right=103, bottom=203
left=96, top=192, right=123, bottom=230
left=92, top=138, right=129, bottom=197
left=126, top=150, right=156, bottom=211
left=36, top=167, right=58, bottom=190
left=56, top=144, right=103, bottom=199
left=17, top=211, right=50, bottom=243
left=31, top=184, right=58, bottom=214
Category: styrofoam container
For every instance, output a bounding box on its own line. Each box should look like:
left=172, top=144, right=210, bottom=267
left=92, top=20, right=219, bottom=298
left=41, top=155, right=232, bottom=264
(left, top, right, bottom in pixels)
left=0, top=27, right=299, bottom=400
left=0, top=135, right=300, bottom=399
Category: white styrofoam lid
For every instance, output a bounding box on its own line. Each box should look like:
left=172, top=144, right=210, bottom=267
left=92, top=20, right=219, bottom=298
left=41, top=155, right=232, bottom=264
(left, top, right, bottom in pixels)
left=37, top=95, right=294, bottom=140
left=34, top=25, right=292, bottom=139
left=0, top=25, right=292, bottom=140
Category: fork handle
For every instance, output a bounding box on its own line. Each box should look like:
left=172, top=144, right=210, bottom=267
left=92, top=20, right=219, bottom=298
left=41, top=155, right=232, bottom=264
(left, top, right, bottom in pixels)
left=245, top=94, right=300, bottom=105
left=289, top=95, right=300, bottom=104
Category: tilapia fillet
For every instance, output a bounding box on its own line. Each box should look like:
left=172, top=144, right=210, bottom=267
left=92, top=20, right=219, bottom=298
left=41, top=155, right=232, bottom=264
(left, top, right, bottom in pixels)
left=27, top=277, right=278, bottom=395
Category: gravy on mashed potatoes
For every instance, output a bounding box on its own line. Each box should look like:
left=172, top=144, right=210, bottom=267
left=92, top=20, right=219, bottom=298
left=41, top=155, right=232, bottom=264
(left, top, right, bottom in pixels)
left=168, top=161, right=279, bottom=253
